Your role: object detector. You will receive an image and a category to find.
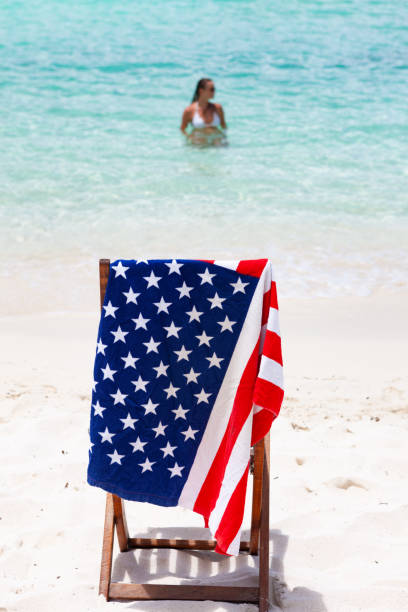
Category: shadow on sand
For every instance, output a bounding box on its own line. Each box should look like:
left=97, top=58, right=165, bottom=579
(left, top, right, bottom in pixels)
left=109, top=525, right=327, bottom=611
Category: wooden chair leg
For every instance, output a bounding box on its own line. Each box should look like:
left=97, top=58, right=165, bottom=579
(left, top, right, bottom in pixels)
left=259, top=433, right=270, bottom=612
left=97, top=446, right=270, bottom=607
left=99, top=493, right=115, bottom=599
left=112, top=494, right=129, bottom=552
left=249, top=438, right=265, bottom=555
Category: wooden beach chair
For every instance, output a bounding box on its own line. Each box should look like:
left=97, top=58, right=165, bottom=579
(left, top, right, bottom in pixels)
left=97, top=259, right=271, bottom=611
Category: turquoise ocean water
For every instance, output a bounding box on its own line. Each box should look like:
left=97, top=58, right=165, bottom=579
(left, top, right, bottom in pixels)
left=1, top=0, right=407, bottom=313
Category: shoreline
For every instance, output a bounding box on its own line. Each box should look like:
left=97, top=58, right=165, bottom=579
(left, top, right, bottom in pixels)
left=2, top=245, right=408, bottom=316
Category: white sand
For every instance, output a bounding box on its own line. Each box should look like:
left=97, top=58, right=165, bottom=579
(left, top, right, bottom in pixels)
left=1, top=292, right=408, bottom=611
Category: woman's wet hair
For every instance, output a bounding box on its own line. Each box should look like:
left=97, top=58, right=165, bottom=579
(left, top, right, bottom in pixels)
left=192, top=78, right=212, bottom=102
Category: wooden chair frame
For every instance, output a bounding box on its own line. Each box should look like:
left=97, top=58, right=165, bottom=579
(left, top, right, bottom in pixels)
left=97, top=259, right=271, bottom=611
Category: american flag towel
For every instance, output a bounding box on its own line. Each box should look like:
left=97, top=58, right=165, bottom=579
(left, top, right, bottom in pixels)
left=88, top=259, right=283, bottom=555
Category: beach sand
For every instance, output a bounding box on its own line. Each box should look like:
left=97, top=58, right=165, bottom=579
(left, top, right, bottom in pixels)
left=1, top=292, right=407, bottom=611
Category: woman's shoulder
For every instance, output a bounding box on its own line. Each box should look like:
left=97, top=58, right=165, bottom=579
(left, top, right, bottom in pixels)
left=212, top=102, right=223, bottom=111
left=183, top=103, right=196, bottom=114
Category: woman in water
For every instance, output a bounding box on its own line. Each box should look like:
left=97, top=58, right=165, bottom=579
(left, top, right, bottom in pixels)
left=180, top=78, right=227, bottom=145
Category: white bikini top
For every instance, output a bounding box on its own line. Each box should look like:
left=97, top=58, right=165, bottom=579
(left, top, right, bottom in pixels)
left=191, top=102, right=221, bottom=128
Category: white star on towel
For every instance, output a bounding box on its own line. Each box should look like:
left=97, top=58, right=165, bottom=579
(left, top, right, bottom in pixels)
left=196, top=331, right=213, bottom=347
left=143, top=337, right=161, bottom=354
left=194, top=388, right=212, bottom=404
left=110, top=388, right=128, bottom=405
left=206, top=352, right=224, bottom=369
left=164, top=382, right=179, bottom=399
left=112, top=261, right=129, bottom=279
left=92, top=379, right=98, bottom=392
left=101, top=363, right=117, bottom=381
left=99, top=427, right=115, bottom=444
left=174, top=345, right=191, bottom=362
left=129, top=436, right=147, bottom=453
left=218, top=316, right=236, bottom=333
left=139, top=457, right=155, bottom=472
left=153, top=361, right=169, bottom=378
left=230, top=277, right=249, bottom=294
left=154, top=297, right=172, bottom=314
left=183, top=367, right=201, bottom=384
left=132, top=376, right=149, bottom=392
left=96, top=339, right=107, bottom=355
left=122, top=287, right=140, bottom=304
left=120, top=413, right=138, bottom=430
left=172, top=404, right=189, bottom=420
left=176, top=281, right=193, bottom=299
left=181, top=426, right=199, bottom=441
left=152, top=421, right=168, bottom=438
left=141, top=398, right=158, bottom=415
left=186, top=305, right=203, bottom=322
left=198, top=267, right=215, bottom=285
left=132, top=312, right=150, bottom=330
left=207, top=292, right=226, bottom=309
left=103, top=301, right=118, bottom=318
left=93, top=401, right=106, bottom=418
left=168, top=462, right=184, bottom=478
left=144, top=270, right=162, bottom=288
left=164, top=321, right=182, bottom=338
left=160, top=441, right=177, bottom=458
left=121, top=351, right=139, bottom=369
left=111, top=326, right=129, bottom=343
left=108, top=449, right=125, bottom=465
left=165, top=259, right=183, bottom=275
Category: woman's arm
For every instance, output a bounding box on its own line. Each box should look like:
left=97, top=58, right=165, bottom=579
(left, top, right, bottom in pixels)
left=180, top=108, right=192, bottom=135
left=215, top=103, right=227, bottom=129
